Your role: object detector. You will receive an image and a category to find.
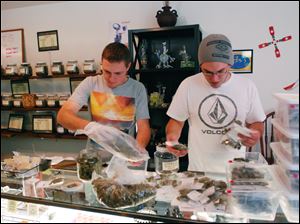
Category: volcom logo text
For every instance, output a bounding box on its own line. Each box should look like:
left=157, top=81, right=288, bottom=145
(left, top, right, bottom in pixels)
left=201, top=129, right=227, bottom=135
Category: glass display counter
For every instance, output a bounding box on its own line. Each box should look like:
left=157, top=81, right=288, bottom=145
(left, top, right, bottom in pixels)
left=1, top=168, right=290, bottom=223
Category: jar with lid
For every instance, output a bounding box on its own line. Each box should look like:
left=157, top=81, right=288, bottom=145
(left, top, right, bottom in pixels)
left=154, top=144, right=179, bottom=175
left=51, top=61, right=64, bottom=75
left=35, top=62, right=48, bottom=77
left=13, top=95, right=23, bottom=107
left=35, top=94, right=47, bottom=107
left=77, top=148, right=102, bottom=181
left=2, top=93, right=13, bottom=107
left=83, top=59, right=96, bottom=74
left=59, top=94, right=70, bottom=107
left=47, top=94, right=59, bottom=107
left=19, top=63, right=32, bottom=76
left=56, top=124, right=66, bottom=134
left=66, top=60, right=79, bottom=74
left=5, top=64, right=18, bottom=76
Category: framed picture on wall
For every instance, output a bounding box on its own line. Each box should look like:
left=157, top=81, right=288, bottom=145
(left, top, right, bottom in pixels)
left=230, top=49, right=253, bottom=74
left=1, top=28, right=25, bottom=65
left=32, top=114, right=54, bottom=134
left=11, top=79, right=30, bottom=95
left=8, top=114, right=24, bottom=132
left=69, top=77, right=83, bottom=93
left=37, top=30, right=59, bottom=52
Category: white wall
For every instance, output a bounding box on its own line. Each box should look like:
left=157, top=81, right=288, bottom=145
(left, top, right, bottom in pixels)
left=2, top=1, right=299, bottom=111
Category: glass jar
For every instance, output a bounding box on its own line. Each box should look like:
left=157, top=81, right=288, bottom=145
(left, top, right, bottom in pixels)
left=47, top=94, right=59, bottom=107
left=13, top=95, right=23, bottom=107
left=19, top=63, right=32, bottom=76
left=35, top=62, right=48, bottom=77
left=83, top=59, right=96, bottom=74
left=35, top=94, right=47, bottom=107
left=59, top=94, right=70, bottom=107
left=66, top=60, right=79, bottom=74
left=51, top=61, right=64, bottom=75
left=5, top=64, right=18, bottom=76
left=77, top=148, right=102, bottom=181
left=56, top=124, right=66, bottom=134
left=2, top=93, right=13, bottom=107
left=154, top=144, right=179, bottom=175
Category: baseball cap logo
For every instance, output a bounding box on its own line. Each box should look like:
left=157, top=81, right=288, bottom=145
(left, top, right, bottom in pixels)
left=198, top=94, right=237, bottom=129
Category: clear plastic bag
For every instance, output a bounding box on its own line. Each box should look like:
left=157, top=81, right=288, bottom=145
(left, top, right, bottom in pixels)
left=76, top=122, right=150, bottom=162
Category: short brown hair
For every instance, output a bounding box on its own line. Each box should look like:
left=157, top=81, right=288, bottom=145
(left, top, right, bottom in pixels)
left=101, top=42, right=131, bottom=67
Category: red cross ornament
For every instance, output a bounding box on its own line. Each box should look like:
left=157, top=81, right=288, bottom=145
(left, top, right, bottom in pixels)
left=258, top=26, right=292, bottom=58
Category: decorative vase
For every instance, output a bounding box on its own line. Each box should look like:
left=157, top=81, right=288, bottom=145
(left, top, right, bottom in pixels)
left=156, top=3, right=178, bottom=27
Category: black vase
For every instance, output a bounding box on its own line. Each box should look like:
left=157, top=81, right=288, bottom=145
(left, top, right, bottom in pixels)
left=156, top=6, right=178, bottom=27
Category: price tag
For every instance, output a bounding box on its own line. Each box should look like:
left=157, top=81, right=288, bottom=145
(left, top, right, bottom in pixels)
left=7, top=200, right=17, bottom=213
left=27, top=203, right=39, bottom=217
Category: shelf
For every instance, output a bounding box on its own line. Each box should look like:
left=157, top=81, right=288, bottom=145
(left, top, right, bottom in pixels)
left=1, top=73, right=100, bottom=80
left=1, top=129, right=87, bottom=140
left=1, top=106, right=88, bottom=112
left=133, top=68, right=196, bottom=74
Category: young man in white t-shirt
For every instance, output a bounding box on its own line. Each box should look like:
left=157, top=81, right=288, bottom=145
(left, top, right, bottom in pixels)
left=166, top=34, right=266, bottom=173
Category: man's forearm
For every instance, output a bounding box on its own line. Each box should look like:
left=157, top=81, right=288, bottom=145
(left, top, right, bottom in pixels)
left=247, top=122, right=264, bottom=138
left=166, top=118, right=184, bottom=141
left=57, top=108, right=89, bottom=131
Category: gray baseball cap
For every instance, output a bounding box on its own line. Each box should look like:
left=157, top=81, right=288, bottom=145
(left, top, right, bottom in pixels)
left=198, top=34, right=234, bottom=66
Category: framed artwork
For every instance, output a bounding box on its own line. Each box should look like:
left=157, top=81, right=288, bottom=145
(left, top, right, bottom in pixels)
left=231, top=49, right=253, bottom=74
left=8, top=114, right=24, bottom=132
left=32, top=114, right=54, bottom=134
left=37, top=30, right=59, bottom=52
left=11, top=79, right=30, bottom=95
left=69, top=77, right=83, bottom=94
left=1, top=28, right=25, bottom=65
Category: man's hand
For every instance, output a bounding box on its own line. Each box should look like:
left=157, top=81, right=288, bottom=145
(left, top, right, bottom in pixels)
left=238, top=130, right=260, bottom=147
left=165, top=141, right=188, bottom=157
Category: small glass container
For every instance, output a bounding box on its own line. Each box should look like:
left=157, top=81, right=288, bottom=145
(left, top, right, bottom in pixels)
left=66, top=60, right=79, bottom=74
left=47, top=94, right=59, bottom=107
left=35, top=62, right=48, bottom=77
left=2, top=93, right=13, bottom=107
left=35, top=94, right=47, bottom=107
left=51, top=61, right=64, bottom=75
left=13, top=95, right=23, bottom=107
left=59, top=94, right=70, bottom=107
left=19, top=63, right=32, bottom=76
left=83, top=59, right=96, bottom=74
left=56, top=124, right=66, bottom=134
left=154, top=144, right=179, bottom=175
left=5, top=64, right=18, bottom=76
left=77, top=148, right=102, bottom=181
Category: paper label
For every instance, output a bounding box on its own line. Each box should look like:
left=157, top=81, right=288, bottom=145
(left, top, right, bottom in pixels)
left=162, top=160, right=179, bottom=171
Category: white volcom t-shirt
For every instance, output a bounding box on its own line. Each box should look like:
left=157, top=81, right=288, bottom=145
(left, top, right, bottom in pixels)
left=167, top=73, right=266, bottom=173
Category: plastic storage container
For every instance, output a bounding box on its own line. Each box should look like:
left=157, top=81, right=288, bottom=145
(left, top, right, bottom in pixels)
left=227, top=162, right=272, bottom=188
left=5, top=64, right=18, bottom=76
left=272, top=119, right=299, bottom=164
left=19, top=63, right=32, bottom=76
left=59, top=94, right=69, bottom=107
left=83, top=59, right=96, bottom=74
left=229, top=152, right=268, bottom=164
left=270, top=142, right=299, bottom=193
left=228, top=186, right=280, bottom=221
left=51, top=61, right=64, bottom=75
left=270, top=161, right=299, bottom=223
left=2, top=93, right=13, bottom=107
left=273, top=93, right=299, bottom=130
left=47, top=94, right=59, bottom=107
left=13, top=95, right=23, bottom=107
left=35, top=94, right=47, bottom=107
left=66, top=60, right=79, bottom=74
left=35, top=62, right=49, bottom=77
